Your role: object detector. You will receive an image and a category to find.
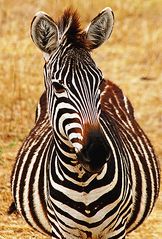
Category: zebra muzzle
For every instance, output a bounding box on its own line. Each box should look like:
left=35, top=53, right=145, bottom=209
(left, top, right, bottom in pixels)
left=76, top=129, right=111, bottom=173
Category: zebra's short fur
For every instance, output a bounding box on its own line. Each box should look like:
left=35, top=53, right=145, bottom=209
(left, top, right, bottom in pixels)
left=11, top=7, right=160, bottom=239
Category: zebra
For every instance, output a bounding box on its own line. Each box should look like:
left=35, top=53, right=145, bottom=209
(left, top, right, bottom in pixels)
left=10, top=7, right=160, bottom=239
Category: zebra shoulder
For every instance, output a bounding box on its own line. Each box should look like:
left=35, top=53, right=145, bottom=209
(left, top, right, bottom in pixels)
left=100, top=79, right=135, bottom=123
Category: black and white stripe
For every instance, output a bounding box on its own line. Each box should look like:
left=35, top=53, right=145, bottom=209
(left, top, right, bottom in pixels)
left=11, top=8, right=160, bottom=239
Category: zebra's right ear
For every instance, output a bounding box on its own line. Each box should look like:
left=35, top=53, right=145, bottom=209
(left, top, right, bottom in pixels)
left=31, top=11, right=59, bottom=54
left=85, top=7, right=114, bottom=49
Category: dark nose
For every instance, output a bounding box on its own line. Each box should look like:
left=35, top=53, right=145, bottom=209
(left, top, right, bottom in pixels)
left=77, top=129, right=111, bottom=173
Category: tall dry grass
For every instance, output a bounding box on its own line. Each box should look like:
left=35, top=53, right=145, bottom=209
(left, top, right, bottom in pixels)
left=0, top=0, right=162, bottom=238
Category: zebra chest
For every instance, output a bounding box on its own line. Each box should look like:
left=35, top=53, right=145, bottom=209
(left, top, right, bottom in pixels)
left=48, top=158, right=130, bottom=238
left=49, top=189, right=96, bottom=234
left=48, top=174, right=126, bottom=235
left=49, top=178, right=101, bottom=217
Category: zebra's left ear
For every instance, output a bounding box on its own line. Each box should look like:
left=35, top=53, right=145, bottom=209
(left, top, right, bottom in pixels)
left=31, top=11, right=59, bottom=54
left=85, top=7, right=114, bottom=49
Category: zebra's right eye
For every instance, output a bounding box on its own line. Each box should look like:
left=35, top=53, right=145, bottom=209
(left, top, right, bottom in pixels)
left=52, top=81, right=65, bottom=94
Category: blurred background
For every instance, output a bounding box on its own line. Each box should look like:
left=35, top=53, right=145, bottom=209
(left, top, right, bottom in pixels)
left=0, top=0, right=161, bottom=238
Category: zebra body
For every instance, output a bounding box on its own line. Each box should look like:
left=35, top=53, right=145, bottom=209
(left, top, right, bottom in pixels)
left=11, top=8, right=160, bottom=239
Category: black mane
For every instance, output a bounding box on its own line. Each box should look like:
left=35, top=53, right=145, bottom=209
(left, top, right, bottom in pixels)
left=57, top=8, right=90, bottom=49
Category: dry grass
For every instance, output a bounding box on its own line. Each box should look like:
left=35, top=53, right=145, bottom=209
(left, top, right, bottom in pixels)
left=0, top=0, right=162, bottom=238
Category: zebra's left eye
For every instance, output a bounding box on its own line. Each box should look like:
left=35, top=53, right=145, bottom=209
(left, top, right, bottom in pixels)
left=52, top=81, right=65, bottom=93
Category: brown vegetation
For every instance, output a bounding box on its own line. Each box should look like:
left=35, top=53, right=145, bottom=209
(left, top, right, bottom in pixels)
left=0, top=0, right=161, bottom=238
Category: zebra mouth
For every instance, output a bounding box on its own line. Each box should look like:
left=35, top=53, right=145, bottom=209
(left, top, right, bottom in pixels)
left=81, top=162, right=104, bottom=174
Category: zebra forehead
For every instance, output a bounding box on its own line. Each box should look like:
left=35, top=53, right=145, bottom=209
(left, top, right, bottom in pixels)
left=62, top=48, right=94, bottom=65
left=57, top=8, right=90, bottom=49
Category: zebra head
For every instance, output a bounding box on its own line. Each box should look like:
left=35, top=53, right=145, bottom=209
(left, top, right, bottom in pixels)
left=31, top=8, right=114, bottom=174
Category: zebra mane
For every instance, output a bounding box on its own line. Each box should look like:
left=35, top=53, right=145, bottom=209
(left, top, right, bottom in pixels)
left=57, top=8, right=90, bottom=49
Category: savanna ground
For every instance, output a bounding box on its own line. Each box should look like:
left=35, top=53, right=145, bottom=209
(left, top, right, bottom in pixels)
left=0, top=0, right=162, bottom=238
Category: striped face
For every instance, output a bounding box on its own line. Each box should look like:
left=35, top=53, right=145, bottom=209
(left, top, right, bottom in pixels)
left=45, top=46, right=110, bottom=173
left=45, top=47, right=102, bottom=146
left=31, top=8, right=114, bottom=173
